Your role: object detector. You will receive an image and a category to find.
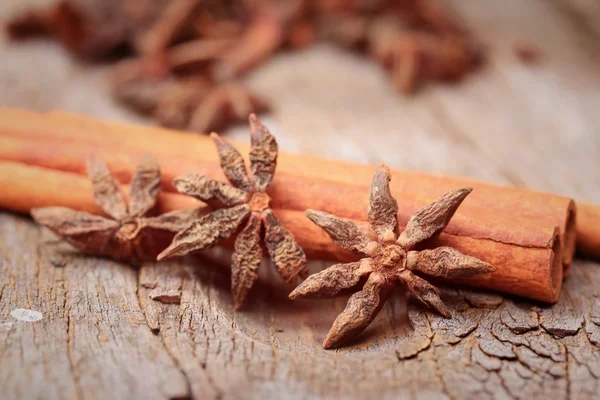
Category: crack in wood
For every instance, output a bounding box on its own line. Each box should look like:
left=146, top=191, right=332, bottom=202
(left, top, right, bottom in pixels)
left=66, top=313, right=83, bottom=400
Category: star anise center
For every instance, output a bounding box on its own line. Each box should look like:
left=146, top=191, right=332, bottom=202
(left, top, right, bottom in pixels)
left=249, top=191, right=270, bottom=212
left=374, top=243, right=406, bottom=271
left=117, top=219, right=143, bottom=241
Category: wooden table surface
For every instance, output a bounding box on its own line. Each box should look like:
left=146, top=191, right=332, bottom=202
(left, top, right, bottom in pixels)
left=1, top=1, right=599, bottom=399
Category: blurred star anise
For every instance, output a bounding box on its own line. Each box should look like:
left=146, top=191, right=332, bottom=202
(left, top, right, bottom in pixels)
left=158, top=114, right=308, bottom=309
left=32, top=154, right=203, bottom=264
left=290, top=165, right=494, bottom=349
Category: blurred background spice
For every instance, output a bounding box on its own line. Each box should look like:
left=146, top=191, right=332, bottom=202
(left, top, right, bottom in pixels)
left=4, top=0, right=482, bottom=133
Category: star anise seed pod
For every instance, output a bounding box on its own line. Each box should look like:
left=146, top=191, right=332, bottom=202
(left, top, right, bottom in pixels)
left=290, top=164, right=494, bottom=349
left=32, top=154, right=203, bottom=264
left=158, top=114, right=308, bottom=309
left=188, top=83, right=268, bottom=134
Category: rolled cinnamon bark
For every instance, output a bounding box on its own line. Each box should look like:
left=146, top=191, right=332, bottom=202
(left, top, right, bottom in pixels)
left=0, top=161, right=562, bottom=303
left=575, top=202, right=600, bottom=258
left=0, top=107, right=576, bottom=267
left=0, top=134, right=565, bottom=250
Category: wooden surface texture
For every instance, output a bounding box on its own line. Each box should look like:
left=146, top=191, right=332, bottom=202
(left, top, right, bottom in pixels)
left=1, top=0, right=600, bottom=399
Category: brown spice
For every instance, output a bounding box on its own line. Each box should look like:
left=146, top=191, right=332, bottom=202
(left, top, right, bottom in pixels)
left=514, top=44, right=543, bottom=65
left=158, top=114, right=308, bottom=309
left=406, top=0, right=466, bottom=35
left=110, top=38, right=235, bottom=83
left=31, top=155, right=202, bottom=264
left=110, top=71, right=266, bottom=133
left=136, top=0, right=202, bottom=55
left=5, top=6, right=58, bottom=39
left=319, top=14, right=370, bottom=48
left=290, top=165, right=494, bottom=349
left=389, top=32, right=477, bottom=93
left=6, top=0, right=483, bottom=131
left=111, top=78, right=177, bottom=115
left=188, top=83, right=269, bottom=134
left=212, top=11, right=286, bottom=82
left=153, top=78, right=212, bottom=130
left=6, top=0, right=173, bottom=59
left=286, top=20, right=318, bottom=49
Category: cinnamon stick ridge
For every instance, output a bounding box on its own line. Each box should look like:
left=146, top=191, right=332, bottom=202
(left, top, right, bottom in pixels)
left=0, top=161, right=562, bottom=303
left=0, top=108, right=576, bottom=264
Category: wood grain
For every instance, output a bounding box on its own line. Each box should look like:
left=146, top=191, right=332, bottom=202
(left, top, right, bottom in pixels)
left=0, top=213, right=599, bottom=399
left=0, top=214, right=190, bottom=400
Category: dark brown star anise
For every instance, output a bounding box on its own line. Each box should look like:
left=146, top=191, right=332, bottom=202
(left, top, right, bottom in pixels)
left=32, top=154, right=203, bottom=264
left=290, top=164, right=494, bottom=349
left=157, top=114, right=308, bottom=309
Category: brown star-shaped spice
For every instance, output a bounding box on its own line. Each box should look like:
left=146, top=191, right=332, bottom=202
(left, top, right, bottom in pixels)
left=32, top=155, right=203, bottom=264
left=187, top=83, right=268, bottom=134
left=109, top=48, right=268, bottom=134
left=290, top=164, right=494, bottom=349
left=157, top=114, right=308, bottom=309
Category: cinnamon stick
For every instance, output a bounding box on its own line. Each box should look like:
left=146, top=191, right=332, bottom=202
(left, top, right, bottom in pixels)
left=0, top=108, right=576, bottom=268
left=0, top=134, right=563, bottom=250
left=575, top=202, right=600, bottom=258
left=0, top=161, right=562, bottom=303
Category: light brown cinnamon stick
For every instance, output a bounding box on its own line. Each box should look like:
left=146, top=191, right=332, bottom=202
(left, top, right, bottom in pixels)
left=0, top=161, right=562, bottom=303
left=576, top=202, right=600, bottom=258
left=0, top=108, right=576, bottom=267
left=0, top=133, right=561, bottom=246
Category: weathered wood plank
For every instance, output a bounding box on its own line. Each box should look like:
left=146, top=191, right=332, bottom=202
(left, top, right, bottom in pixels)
left=0, top=214, right=77, bottom=400
left=3, top=213, right=598, bottom=399
left=0, top=214, right=190, bottom=400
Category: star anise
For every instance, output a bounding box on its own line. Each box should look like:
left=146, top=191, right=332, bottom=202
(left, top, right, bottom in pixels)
left=157, top=114, right=308, bottom=309
left=390, top=32, right=477, bottom=93
left=31, top=155, right=203, bottom=264
left=290, top=164, right=494, bottom=349
left=187, top=83, right=268, bottom=134
left=110, top=54, right=268, bottom=134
